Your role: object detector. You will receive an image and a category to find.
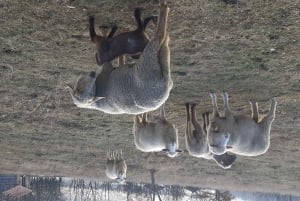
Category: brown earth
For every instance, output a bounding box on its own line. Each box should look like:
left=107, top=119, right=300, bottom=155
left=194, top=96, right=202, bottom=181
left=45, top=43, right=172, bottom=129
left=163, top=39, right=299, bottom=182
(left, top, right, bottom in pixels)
left=0, top=0, right=299, bottom=196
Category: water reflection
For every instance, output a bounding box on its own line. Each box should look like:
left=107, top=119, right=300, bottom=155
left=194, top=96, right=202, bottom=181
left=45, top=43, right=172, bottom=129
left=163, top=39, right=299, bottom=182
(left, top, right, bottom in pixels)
left=1, top=174, right=299, bottom=201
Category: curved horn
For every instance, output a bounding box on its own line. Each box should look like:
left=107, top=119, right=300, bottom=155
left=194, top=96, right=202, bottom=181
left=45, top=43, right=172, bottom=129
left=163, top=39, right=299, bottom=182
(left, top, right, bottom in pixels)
left=66, top=83, right=76, bottom=98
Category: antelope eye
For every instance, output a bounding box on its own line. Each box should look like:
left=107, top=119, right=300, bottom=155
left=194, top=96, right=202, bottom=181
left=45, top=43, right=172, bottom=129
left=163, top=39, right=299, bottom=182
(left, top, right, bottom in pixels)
left=89, top=71, right=96, bottom=78
left=211, top=122, right=218, bottom=132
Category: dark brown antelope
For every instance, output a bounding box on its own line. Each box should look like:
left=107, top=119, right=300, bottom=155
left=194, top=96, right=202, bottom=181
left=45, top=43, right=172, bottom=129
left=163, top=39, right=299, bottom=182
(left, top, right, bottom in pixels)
left=69, top=0, right=172, bottom=115
left=185, top=103, right=236, bottom=169
left=208, top=91, right=277, bottom=156
left=89, top=8, right=157, bottom=65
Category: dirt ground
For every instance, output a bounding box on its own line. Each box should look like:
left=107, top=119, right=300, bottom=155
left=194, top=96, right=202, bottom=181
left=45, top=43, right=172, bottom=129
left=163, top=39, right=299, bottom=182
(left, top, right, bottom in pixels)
left=0, top=0, right=299, bottom=197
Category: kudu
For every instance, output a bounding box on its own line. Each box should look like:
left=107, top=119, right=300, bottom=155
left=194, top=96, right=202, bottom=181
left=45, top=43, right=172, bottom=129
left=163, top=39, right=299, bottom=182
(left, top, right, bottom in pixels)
left=69, top=0, right=172, bottom=115
left=208, top=91, right=277, bottom=156
left=133, top=104, right=182, bottom=158
left=89, top=8, right=157, bottom=65
left=106, top=150, right=127, bottom=183
left=185, top=103, right=236, bottom=169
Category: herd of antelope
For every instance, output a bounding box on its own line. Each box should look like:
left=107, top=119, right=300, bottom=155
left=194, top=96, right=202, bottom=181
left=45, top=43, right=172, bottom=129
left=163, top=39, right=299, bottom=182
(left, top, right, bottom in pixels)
left=67, top=0, right=277, bottom=182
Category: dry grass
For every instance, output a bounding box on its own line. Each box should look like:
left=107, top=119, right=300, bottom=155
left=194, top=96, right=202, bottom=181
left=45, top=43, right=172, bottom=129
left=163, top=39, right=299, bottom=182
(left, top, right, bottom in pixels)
left=0, top=0, right=300, bottom=196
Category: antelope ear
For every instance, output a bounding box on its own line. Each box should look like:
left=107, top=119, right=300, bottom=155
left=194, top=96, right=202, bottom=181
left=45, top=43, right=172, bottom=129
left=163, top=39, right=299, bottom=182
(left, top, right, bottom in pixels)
left=161, top=148, right=169, bottom=152
left=176, top=149, right=183, bottom=153
left=66, top=84, right=74, bottom=94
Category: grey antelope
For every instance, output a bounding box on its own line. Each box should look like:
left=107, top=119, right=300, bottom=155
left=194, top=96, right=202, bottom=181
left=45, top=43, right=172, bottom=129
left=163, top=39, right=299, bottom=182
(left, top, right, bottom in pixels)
left=68, top=0, right=172, bottom=115
left=133, top=104, right=182, bottom=158
left=106, top=150, right=127, bottom=183
left=185, top=103, right=236, bottom=169
left=208, top=91, right=277, bottom=156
